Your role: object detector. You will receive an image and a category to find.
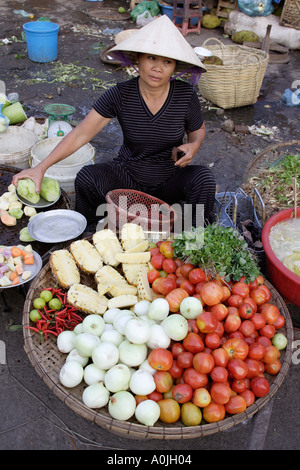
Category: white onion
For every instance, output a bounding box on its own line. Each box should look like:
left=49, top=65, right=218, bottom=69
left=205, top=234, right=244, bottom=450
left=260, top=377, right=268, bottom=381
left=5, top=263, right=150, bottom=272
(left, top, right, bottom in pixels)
left=147, top=298, right=170, bottom=321
left=56, top=330, right=77, bottom=353
left=134, top=300, right=151, bottom=316
left=108, top=391, right=136, bottom=421
left=74, top=332, right=101, bottom=357
left=59, top=361, right=84, bottom=388
left=104, top=364, right=131, bottom=392
left=66, top=348, right=89, bottom=367
left=104, top=323, right=114, bottom=331
left=118, top=340, right=147, bottom=367
left=139, top=358, right=157, bottom=375
left=129, top=369, right=156, bottom=396
left=180, top=296, right=203, bottom=319
left=82, top=314, right=105, bottom=336
left=135, top=399, right=161, bottom=426
left=103, top=307, right=121, bottom=324
left=92, top=342, right=119, bottom=370
left=84, top=363, right=106, bottom=385
left=161, top=314, right=189, bottom=341
left=73, top=323, right=84, bottom=335
left=146, top=324, right=171, bottom=349
left=100, top=329, right=124, bottom=347
left=82, top=382, right=110, bottom=409
left=113, top=312, right=134, bottom=335
left=124, top=317, right=151, bottom=344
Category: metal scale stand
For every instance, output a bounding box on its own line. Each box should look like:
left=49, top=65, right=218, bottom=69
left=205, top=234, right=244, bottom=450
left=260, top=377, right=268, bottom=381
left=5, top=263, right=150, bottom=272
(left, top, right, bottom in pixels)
left=43, top=103, right=76, bottom=138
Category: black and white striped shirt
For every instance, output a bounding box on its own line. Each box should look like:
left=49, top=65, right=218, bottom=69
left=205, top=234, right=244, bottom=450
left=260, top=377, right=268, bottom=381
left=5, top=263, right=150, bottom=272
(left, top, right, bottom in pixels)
left=93, top=77, right=203, bottom=187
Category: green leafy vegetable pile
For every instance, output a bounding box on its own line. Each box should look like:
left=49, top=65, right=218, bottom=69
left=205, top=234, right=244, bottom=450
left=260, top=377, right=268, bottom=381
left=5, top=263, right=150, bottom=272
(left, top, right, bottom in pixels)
left=172, top=224, right=260, bottom=283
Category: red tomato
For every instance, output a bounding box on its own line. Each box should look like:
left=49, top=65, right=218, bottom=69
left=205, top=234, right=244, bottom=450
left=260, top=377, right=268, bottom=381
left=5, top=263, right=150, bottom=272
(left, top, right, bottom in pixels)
left=222, top=338, right=249, bottom=360
left=259, top=324, right=276, bottom=339
left=199, top=282, right=224, bottom=306
left=152, top=277, right=164, bottom=294
left=231, top=282, right=250, bottom=298
left=225, top=395, right=247, bottom=414
left=151, top=253, right=166, bottom=270
left=227, top=358, right=248, bottom=380
left=162, top=258, right=177, bottom=274
left=209, top=303, right=228, bottom=322
left=168, top=360, right=184, bottom=379
left=180, top=279, right=195, bottom=296
left=228, top=331, right=244, bottom=340
left=150, top=247, right=160, bottom=257
left=182, top=367, right=208, bottom=389
left=260, top=303, right=280, bottom=325
left=195, top=281, right=206, bottom=294
left=239, top=389, right=255, bottom=407
left=188, top=268, right=206, bottom=285
left=159, top=240, right=174, bottom=259
left=172, top=383, right=193, bottom=403
left=239, top=319, right=255, bottom=337
left=202, top=402, right=226, bottom=423
left=263, top=345, right=280, bottom=364
left=244, top=358, right=260, bottom=378
left=250, top=376, right=270, bottom=397
left=175, top=276, right=185, bottom=288
left=167, top=273, right=177, bottom=280
left=192, top=387, right=211, bottom=408
left=148, top=348, right=173, bottom=371
left=250, top=287, right=268, bottom=305
left=210, top=382, right=232, bottom=404
left=135, top=395, right=148, bottom=405
left=155, top=277, right=177, bottom=296
left=177, top=351, right=194, bottom=369
left=205, top=332, right=221, bottom=350
left=196, top=311, right=218, bottom=334
left=147, top=390, right=163, bottom=402
left=153, top=371, right=173, bottom=393
left=248, top=342, right=266, bottom=361
left=224, top=313, right=241, bottom=333
left=187, top=319, right=200, bottom=334
left=251, top=313, right=266, bottom=330
left=165, top=288, right=189, bottom=313
left=180, top=263, right=195, bottom=278
left=212, top=348, right=229, bottom=368
left=239, top=302, right=255, bottom=320
left=273, top=314, right=285, bottom=329
left=214, top=321, right=224, bottom=339
left=210, top=366, right=228, bottom=383
left=171, top=342, right=185, bottom=359
left=227, top=294, right=244, bottom=308
left=147, top=268, right=160, bottom=284
left=231, top=379, right=246, bottom=394
left=193, top=352, right=215, bottom=374
left=257, top=284, right=271, bottom=302
left=183, top=332, right=204, bottom=354
left=256, top=335, right=272, bottom=348
left=221, top=286, right=231, bottom=303
left=264, top=359, right=281, bottom=375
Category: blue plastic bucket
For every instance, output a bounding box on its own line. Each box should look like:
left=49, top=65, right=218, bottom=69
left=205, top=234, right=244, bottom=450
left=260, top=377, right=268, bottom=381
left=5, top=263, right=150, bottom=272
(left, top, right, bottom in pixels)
left=23, top=22, right=60, bottom=63
left=159, top=3, right=199, bottom=25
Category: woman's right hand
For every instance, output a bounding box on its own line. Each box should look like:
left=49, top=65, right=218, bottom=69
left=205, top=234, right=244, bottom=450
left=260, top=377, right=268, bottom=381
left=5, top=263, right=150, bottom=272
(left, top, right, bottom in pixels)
left=12, top=165, right=45, bottom=194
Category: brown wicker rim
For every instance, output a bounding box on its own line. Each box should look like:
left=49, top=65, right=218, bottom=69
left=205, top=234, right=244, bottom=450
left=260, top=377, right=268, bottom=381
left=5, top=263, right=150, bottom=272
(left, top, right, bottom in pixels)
left=22, top=243, right=294, bottom=439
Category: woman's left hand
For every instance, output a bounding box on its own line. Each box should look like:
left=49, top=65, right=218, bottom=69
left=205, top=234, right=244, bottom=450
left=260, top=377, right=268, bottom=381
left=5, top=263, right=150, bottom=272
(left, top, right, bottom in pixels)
left=174, top=124, right=206, bottom=168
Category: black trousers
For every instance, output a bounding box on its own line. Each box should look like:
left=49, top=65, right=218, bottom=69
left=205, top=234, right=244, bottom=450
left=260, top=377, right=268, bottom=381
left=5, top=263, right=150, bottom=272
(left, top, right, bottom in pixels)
left=74, top=160, right=216, bottom=228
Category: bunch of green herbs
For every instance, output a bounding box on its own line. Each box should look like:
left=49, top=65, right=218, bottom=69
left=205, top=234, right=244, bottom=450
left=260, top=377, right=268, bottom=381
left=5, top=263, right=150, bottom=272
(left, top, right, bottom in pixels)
left=172, top=224, right=260, bottom=283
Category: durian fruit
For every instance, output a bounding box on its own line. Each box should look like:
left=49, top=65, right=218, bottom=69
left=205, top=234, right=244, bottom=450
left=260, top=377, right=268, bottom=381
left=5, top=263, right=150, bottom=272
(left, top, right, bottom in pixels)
left=232, top=30, right=259, bottom=44
left=201, top=14, right=221, bottom=29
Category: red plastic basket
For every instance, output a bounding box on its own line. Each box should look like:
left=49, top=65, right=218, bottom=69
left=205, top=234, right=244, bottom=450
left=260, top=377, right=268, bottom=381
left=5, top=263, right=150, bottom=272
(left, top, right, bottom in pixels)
left=105, top=189, right=177, bottom=232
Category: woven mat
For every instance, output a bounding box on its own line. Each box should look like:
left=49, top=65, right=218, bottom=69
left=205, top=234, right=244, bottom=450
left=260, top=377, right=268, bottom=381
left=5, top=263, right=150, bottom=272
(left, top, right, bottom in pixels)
left=22, top=239, right=294, bottom=439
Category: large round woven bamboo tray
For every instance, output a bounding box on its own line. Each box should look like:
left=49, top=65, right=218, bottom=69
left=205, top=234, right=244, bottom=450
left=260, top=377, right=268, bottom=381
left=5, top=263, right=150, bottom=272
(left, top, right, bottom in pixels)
left=22, top=259, right=294, bottom=439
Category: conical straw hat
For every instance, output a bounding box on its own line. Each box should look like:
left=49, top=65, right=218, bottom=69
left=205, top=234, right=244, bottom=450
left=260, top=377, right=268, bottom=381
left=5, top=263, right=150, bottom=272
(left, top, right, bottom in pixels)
left=110, top=15, right=206, bottom=73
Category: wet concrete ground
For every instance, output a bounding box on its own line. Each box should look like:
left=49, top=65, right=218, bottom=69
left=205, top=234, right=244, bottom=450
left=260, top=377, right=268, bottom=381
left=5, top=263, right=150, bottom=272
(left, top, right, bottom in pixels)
left=0, top=0, right=300, bottom=453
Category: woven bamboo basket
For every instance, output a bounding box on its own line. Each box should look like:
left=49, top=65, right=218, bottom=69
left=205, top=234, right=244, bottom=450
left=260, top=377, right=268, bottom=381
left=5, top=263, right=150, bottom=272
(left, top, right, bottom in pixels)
left=280, top=0, right=300, bottom=30
left=198, top=38, right=269, bottom=109
left=22, top=238, right=294, bottom=439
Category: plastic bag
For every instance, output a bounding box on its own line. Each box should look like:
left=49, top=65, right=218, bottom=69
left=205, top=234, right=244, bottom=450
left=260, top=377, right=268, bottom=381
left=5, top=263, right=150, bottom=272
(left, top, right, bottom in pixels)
left=237, top=0, right=274, bottom=17
left=136, top=10, right=157, bottom=25
left=131, top=0, right=160, bottom=22
left=281, top=88, right=300, bottom=106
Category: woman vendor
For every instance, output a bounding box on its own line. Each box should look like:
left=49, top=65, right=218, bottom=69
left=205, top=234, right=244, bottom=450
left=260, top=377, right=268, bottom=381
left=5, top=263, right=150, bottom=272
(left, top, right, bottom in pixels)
left=12, top=15, right=216, bottom=228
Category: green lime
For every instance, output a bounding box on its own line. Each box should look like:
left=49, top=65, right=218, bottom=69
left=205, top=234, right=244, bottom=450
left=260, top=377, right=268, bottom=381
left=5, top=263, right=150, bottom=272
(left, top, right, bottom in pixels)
left=40, top=290, right=53, bottom=303
left=29, top=309, right=42, bottom=322
left=33, top=297, right=46, bottom=309
left=118, top=6, right=126, bottom=13
left=48, top=298, right=62, bottom=310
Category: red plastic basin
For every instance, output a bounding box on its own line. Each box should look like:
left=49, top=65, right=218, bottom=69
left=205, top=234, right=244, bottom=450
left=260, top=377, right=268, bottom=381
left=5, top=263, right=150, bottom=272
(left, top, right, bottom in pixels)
left=261, top=208, right=300, bottom=307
